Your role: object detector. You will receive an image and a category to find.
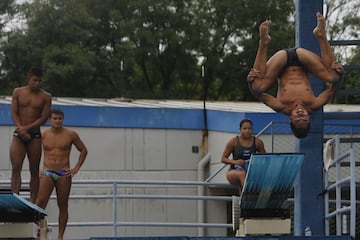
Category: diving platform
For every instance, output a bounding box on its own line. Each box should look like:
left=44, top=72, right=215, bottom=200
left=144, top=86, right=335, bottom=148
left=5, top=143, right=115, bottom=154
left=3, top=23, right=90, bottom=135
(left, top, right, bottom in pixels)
left=0, top=193, right=48, bottom=239
left=233, top=153, right=305, bottom=236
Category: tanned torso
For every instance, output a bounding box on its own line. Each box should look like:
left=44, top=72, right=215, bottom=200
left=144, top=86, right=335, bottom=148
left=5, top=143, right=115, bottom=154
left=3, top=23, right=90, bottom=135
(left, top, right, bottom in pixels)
left=276, top=66, right=315, bottom=115
left=14, top=86, right=50, bottom=131
left=42, top=128, right=74, bottom=170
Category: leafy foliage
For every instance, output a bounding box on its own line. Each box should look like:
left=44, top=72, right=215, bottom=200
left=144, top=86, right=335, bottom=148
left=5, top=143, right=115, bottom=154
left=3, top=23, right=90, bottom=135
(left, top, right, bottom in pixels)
left=0, top=0, right=358, bottom=103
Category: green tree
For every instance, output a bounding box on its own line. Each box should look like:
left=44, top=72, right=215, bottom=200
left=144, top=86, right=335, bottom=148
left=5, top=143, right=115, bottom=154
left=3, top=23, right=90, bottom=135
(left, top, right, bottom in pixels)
left=324, top=0, right=360, bottom=104
left=8, top=0, right=359, bottom=102
left=0, top=0, right=17, bottom=92
left=191, top=0, right=294, bottom=101
left=0, top=0, right=15, bottom=34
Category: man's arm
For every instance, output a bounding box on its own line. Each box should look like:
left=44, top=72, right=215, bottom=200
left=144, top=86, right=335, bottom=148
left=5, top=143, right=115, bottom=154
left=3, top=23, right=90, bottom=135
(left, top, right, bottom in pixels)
left=247, top=69, right=288, bottom=114
left=257, top=93, right=289, bottom=114
left=11, top=88, right=22, bottom=127
left=23, top=92, right=52, bottom=131
left=311, top=83, right=336, bottom=110
left=70, top=131, right=88, bottom=175
left=11, top=88, right=31, bottom=140
left=247, top=68, right=264, bottom=98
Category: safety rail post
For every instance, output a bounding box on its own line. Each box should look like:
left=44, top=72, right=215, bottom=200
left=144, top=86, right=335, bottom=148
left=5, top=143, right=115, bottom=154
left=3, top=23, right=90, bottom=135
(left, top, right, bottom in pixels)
left=324, top=135, right=356, bottom=239
left=324, top=135, right=339, bottom=235
left=335, top=140, right=342, bottom=235
left=112, top=182, right=117, bottom=237
left=349, top=148, right=356, bottom=238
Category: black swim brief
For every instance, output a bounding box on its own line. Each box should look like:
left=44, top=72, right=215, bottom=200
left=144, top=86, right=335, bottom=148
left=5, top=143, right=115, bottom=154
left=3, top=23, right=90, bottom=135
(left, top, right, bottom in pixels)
left=13, top=130, right=41, bottom=143
left=285, top=48, right=303, bottom=67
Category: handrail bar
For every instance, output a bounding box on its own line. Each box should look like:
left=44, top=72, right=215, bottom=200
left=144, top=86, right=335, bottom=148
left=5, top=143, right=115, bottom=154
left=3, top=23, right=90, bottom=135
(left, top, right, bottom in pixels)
left=66, top=222, right=232, bottom=228
left=328, top=151, right=351, bottom=167
left=0, top=179, right=234, bottom=237
left=325, top=206, right=352, bottom=219
left=0, top=179, right=230, bottom=187
left=69, top=194, right=232, bottom=201
left=256, top=121, right=274, bottom=136
left=326, top=176, right=351, bottom=192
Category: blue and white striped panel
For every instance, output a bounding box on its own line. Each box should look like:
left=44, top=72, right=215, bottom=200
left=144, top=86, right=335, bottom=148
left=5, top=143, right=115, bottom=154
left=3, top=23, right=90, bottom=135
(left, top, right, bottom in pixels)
left=240, top=153, right=304, bottom=209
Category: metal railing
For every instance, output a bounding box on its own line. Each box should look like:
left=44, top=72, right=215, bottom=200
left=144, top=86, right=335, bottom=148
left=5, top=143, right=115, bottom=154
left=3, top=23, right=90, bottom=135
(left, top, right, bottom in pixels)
left=0, top=179, right=233, bottom=238
left=206, top=122, right=359, bottom=238
left=324, top=135, right=357, bottom=238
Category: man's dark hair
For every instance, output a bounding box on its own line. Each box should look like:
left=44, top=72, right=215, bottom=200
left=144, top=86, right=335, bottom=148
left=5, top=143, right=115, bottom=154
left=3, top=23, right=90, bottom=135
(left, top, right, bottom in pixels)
left=28, top=67, right=43, bottom=77
left=50, top=108, right=64, bottom=117
left=290, top=122, right=310, bottom=138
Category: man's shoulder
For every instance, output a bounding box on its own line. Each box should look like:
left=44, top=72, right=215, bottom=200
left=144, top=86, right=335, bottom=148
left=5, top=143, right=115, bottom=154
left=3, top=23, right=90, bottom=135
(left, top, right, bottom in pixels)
left=60, top=127, right=78, bottom=137
left=40, top=89, right=52, bottom=98
left=12, top=86, right=27, bottom=94
left=43, top=127, right=76, bottom=136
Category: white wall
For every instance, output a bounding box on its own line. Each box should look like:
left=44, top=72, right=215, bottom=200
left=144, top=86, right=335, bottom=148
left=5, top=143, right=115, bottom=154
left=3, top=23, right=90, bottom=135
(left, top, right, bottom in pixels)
left=0, top=124, right=295, bottom=239
left=0, top=125, right=230, bottom=238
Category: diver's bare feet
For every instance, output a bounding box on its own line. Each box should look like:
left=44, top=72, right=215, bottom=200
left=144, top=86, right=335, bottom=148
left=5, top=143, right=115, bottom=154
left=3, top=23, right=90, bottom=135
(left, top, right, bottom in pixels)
left=313, top=12, right=326, bottom=39
left=259, top=20, right=271, bottom=46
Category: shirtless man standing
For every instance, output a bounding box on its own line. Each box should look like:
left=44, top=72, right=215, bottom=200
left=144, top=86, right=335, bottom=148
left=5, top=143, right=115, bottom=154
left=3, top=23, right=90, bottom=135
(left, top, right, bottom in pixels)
left=10, top=67, right=52, bottom=202
left=36, top=109, right=88, bottom=240
left=248, top=12, right=343, bottom=138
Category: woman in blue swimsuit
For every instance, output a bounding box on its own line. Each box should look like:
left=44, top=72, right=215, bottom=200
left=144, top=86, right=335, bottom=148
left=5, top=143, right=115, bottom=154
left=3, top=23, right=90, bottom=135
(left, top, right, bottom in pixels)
left=221, top=119, right=266, bottom=193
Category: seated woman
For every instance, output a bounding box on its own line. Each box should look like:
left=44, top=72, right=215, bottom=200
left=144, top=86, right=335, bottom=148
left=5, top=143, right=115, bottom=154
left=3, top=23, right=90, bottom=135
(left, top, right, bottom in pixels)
left=221, top=119, right=266, bottom=194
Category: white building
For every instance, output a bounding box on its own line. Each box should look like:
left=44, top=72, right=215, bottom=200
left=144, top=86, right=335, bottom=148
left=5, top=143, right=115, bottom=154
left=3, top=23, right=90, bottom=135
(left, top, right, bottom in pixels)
left=0, top=96, right=359, bottom=239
